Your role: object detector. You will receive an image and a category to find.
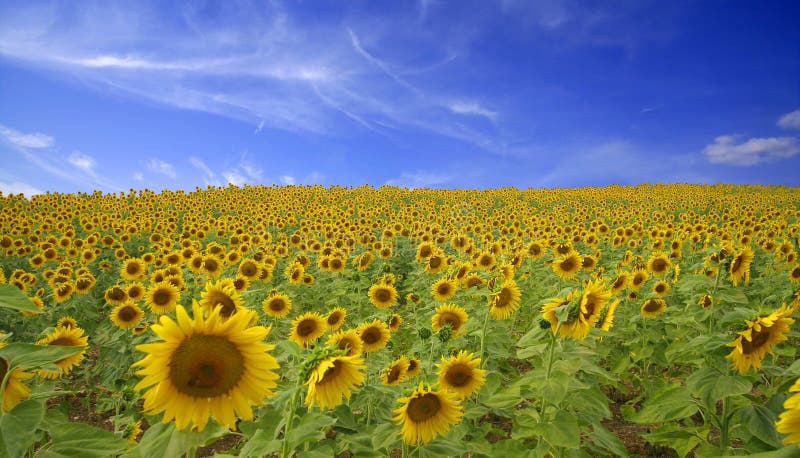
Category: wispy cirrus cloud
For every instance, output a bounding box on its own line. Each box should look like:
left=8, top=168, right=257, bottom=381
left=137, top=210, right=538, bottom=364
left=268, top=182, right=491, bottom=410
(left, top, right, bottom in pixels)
left=147, top=159, right=177, bottom=179
left=68, top=151, right=96, bottom=173
left=385, top=170, right=452, bottom=188
left=0, top=124, right=54, bottom=149
left=0, top=180, right=44, bottom=196
left=778, top=109, right=800, bottom=130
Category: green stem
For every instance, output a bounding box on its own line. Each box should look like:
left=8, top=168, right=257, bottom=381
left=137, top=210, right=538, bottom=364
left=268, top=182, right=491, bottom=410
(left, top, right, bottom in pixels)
left=478, top=305, right=491, bottom=369
left=708, top=265, right=723, bottom=333
left=540, top=322, right=561, bottom=419
left=281, top=383, right=301, bottom=458
left=0, top=365, right=12, bottom=417
left=719, top=397, right=731, bottom=453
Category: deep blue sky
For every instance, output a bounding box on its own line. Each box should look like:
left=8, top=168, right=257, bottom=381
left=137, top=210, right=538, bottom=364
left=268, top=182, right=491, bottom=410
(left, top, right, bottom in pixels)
left=1, top=0, right=799, bottom=195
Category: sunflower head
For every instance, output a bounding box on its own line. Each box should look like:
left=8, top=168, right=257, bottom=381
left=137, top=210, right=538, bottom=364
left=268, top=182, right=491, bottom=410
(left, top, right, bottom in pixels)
left=290, top=312, right=327, bottom=348
left=381, top=356, right=410, bottom=386
left=431, top=277, right=457, bottom=302
left=35, top=326, right=89, bottom=379
left=437, top=350, right=485, bottom=399
left=326, top=307, right=347, bottom=330
left=726, top=308, right=794, bottom=373
left=393, top=383, right=464, bottom=445
left=111, top=302, right=145, bottom=330
left=145, top=282, right=181, bottom=315
left=200, top=280, right=244, bottom=319
left=488, top=279, right=522, bottom=320
left=303, top=349, right=366, bottom=411
left=368, top=283, right=398, bottom=309
left=357, top=319, right=391, bottom=352
left=641, top=298, right=667, bottom=318
left=327, top=329, right=363, bottom=356
left=432, top=304, right=469, bottom=335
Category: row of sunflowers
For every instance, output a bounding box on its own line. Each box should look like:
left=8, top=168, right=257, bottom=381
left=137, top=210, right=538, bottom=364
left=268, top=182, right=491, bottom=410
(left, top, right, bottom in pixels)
left=0, top=183, right=799, bottom=457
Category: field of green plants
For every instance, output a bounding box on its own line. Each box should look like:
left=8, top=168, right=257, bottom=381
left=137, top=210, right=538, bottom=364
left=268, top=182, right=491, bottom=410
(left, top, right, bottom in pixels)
left=0, top=183, right=798, bottom=457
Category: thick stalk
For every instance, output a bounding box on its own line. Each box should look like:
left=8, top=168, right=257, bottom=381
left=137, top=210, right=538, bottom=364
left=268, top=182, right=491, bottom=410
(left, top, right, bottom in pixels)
left=281, top=383, right=301, bottom=458
left=478, top=306, right=491, bottom=369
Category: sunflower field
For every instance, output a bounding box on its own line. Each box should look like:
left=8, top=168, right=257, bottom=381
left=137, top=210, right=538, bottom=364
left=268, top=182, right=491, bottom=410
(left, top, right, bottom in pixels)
left=0, top=183, right=799, bottom=457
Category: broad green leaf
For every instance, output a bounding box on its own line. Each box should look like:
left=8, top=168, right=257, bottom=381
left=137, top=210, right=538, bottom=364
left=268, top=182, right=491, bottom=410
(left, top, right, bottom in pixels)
left=640, top=424, right=704, bottom=458
left=739, top=405, right=784, bottom=449
left=686, top=368, right=752, bottom=409
left=132, top=421, right=228, bottom=458
left=0, top=399, right=44, bottom=458
left=420, top=438, right=467, bottom=457
left=371, top=421, right=400, bottom=451
left=0, top=343, right=86, bottom=372
left=285, top=411, right=336, bottom=451
left=238, top=430, right=281, bottom=458
left=515, top=410, right=580, bottom=448
left=42, top=420, right=130, bottom=457
left=0, top=284, right=41, bottom=313
left=588, top=424, right=628, bottom=458
left=623, top=383, right=698, bottom=424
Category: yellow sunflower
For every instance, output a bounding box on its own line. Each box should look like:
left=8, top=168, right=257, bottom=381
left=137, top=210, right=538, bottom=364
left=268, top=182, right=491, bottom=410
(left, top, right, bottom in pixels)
left=326, top=307, right=347, bottom=330
left=697, top=294, right=714, bottom=309
left=304, top=354, right=366, bottom=410
left=431, top=277, right=457, bottom=302
left=381, top=356, right=410, bottom=386
left=110, top=302, right=145, bottom=330
left=598, top=299, right=621, bottom=332
left=104, top=285, right=129, bottom=306
left=262, top=290, right=292, bottom=319
left=289, top=312, right=327, bottom=347
left=488, top=279, right=522, bottom=320
left=729, top=246, right=755, bottom=287
left=368, top=283, right=398, bottom=309
left=357, top=319, right=391, bottom=353
left=0, top=344, right=33, bottom=413
left=120, top=258, right=147, bottom=281
left=133, top=302, right=279, bottom=431
left=327, top=329, right=363, bottom=356
left=200, top=280, right=244, bottom=319
left=436, top=350, right=485, bottom=399
left=630, top=269, right=649, bottom=291
left=35, top=326, right=89, bottom=379
left=609, top=271, right=629, bottom=295
left=789, top=264, right=800, bottom=284
left=776, top=377, right=800, bottom=446
left=406, top=357, right=422, bottom=378
left=641, top=298, right=667, bottom=318
left=647, top=252, right=671, bottom=277
left=393, top=383, right=464, bottom=445
left=652, top=280, right=670, bottom=297
left=145, top=282, right=181, bottom=315
left=388, top=313, right=402, bottom=332
left=726, top=307, right=794, bottom=373
left=552, top=252, right=582, bottom=280
left=432, top=304, right=469, bottom=336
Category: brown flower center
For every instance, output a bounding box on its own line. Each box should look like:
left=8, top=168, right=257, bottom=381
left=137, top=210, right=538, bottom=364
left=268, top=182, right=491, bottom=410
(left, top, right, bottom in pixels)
left=444, top=364, right=471, bottom=387
left=407, top=393, right=442, bottom=423
left=170, top=335, right=244, bottom=398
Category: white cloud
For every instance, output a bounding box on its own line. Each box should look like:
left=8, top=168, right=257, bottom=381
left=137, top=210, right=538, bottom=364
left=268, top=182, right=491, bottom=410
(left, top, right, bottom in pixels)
left=703, top=135, right=800, bottom=166
left=447, top=101, right=498, bottom=121
left=280, top=175, right=296, bottom=185
left=385, top=171, right=452, bottom=188
left=189, top=156, right=217, bottom=183
left=778, top=109, right=800, bottom=130
left=146, top=159, right=177, bottom=179
left=0, top=124, right=54, bottom=149
left=68, top=151, right=95, bottom=173
left=223, top=171, right=247, bottom=186
left=254, top=119, right=265, bottom=134
left=239, top=155, right=263, bottom=180
left=0, top=180, right=44, bottom=196
left=304, top=171, right=324, bottom=184
left=132, top=172, right=143, bottom=181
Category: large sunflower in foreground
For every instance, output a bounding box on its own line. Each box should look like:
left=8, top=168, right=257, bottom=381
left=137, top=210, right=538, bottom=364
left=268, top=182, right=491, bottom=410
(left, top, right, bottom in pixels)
left=0, top=344, right=33, bottom=412
left=776, top=377, right=800, bottom=446
left=36, top=326, right=89, bottom=379
left=393, top=383, right=464, bottom=445
left=488, top=279, right=522, bottom=320
left=133, top=302, right=279, bottom=431
left=542, top=280, right=610, bottom=339
left=304, top=354, right=365, bottom=410
left=437, top=350, right=485, bottom=399
left=726, top=306, right=795, bottom=374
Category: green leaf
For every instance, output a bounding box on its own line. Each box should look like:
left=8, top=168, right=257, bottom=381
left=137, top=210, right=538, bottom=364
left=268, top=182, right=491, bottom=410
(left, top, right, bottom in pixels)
left=370, top=421, right=400, bottom=451
left=132, top=421, right=229, bottom=458
left=42, top=420, right=131, bottom=457
left=623, top=383, right=698, bottom=424
left=0, top=284, right=41, bottom=313
left=420, top=438, right=467, bottom=457
left=588, top=424, right=628, bottom=458
left=285, top=411, right=336, bottom=451
left=515, top=410, right=580, bottom=448
left=686, top=368, right=752, bottom=409
left=239, top=430, right=281, bottom=458
left=739, top=405, right=784, bottom=449
left=0, top=343, right=86, bottom=372
left=0, top=400, right=44, bottom=458
left=640, top=424, right=705, bottom=458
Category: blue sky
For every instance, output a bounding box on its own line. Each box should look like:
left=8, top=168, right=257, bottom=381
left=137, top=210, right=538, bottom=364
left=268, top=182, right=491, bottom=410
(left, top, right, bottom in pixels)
left=1, top=0, right=799, bottom=195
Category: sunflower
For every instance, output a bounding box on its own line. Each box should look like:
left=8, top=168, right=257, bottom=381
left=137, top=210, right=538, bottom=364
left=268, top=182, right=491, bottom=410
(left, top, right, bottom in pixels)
left=630, top=269, right=649, bottom=291
left=368, top=283, right=398, bottom=309
left=641, top=298, right=667, bottom=318
left=74, top=275, right=95, bottom=294
left=126, top=282, right=145, bottom=301
left=393, top=383, right=464, bottom=445
left=121, top=258, right=147, bottom=281
left=652, top=280, right=670, bottom=297
left=437, top=350, right=485, bottom=399
left=0, top=344, right=33, bottom=413
left=285, top=261, right=305, bottom=285
left=289, top=312, right=327, bottom=348
left=381, top=356, right=410, bottom=386
left=597, top=299, right=620, bottom=332
left=776, top=377, right=800, bottom=446
left=126, top=420, right=143, bottom=443
left=133, top=302, right=279, bottom=431
left=432, top=304, right=469, bottom=336
left=552, top=252, right=582, bottom=280
left=406, top=357, right=422, bottom=378
left=327, top=329, right=363, bottom=356
left=425, top=252, right=448, bottom=274
left=262, top=290, right=292, bottom=319
left=474, top=252, right=496, bottom=271
left=57, top=316, right=78, bottom=329
left=610, top=271, right=629, bottom=295
left=145, top=282, right=181, bottom=315
left=200, top=281, right=244, bottom=319
left=110, top=302, right=145, bottom=330
left=647, top=252, right=671, bottom=277
left=789, top=264, right=800, bottom=284
left=105, top=285, right=129, bottom=305
left=697, top=294, right=714, bottom=309
left=729, top=246, right=755, bottom=287
left=305, top=354, right=366, bottom=410
left=488, top=279, right=522, bottom=320
left=237, top=259, right=260, bottom=280
left=388, top=313, right=402, bottom=331
left=36, top=326, right=89, bottom=379
left=726, top=307, right=794, bottom=373
left=357, top=319, right=391, bottom=353
left=462, top=273, right=483, bottom=289
left=326, top=307, right=347, bottom=330
left=431, top=277, right=457, bottom=302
